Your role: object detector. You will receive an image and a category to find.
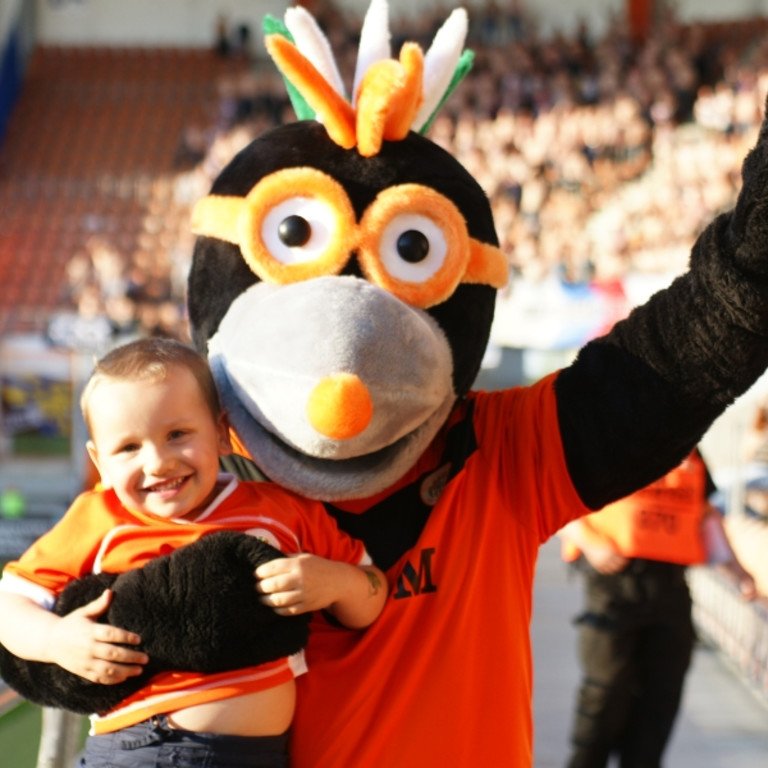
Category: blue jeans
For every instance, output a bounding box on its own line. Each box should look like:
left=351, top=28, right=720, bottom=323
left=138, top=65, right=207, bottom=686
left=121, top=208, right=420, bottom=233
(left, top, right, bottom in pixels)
left=77, top=715, right=289, bottom=768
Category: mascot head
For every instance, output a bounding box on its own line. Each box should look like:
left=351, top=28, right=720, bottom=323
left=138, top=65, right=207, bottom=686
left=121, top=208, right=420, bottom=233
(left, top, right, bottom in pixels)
left=188, top=1, right=507, bottom=501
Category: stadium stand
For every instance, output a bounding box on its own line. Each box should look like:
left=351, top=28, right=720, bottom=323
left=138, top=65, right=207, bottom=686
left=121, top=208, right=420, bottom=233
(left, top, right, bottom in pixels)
left=0, top=46, right=249, bottom=335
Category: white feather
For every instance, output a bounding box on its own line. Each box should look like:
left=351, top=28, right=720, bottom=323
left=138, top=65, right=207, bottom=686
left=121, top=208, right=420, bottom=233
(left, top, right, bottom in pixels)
left=352, top=0, right=392, bottom=106
left=284, top=6, right=346, bottom=97
left=412, top=8, right=468, bottom=131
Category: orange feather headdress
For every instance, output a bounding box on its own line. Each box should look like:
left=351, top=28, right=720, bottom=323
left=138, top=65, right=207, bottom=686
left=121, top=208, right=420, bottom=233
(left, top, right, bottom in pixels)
left=262, top=0, right=474, bottom=157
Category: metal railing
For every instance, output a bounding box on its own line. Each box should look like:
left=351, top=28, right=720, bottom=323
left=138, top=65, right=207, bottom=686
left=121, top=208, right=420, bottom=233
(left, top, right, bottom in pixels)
left=689, top=564, right=768, bottom=706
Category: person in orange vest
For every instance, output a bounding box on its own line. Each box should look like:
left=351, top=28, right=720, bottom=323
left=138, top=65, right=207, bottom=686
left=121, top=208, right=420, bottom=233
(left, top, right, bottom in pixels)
left=559, top=448, right=756, bottom=768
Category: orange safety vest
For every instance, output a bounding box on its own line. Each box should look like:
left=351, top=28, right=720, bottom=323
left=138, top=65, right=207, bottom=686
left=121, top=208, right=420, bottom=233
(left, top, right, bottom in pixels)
left=563, top=452, right=707, bottom=565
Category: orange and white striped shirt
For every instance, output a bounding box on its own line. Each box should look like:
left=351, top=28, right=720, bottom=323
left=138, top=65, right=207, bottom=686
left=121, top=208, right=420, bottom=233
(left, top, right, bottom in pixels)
left=1, top=474, right=370, bottom=733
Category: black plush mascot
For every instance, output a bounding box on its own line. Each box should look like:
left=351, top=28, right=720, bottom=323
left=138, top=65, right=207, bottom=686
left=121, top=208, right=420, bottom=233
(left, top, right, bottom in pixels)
left=0, top=531, right=310, bottom=714
left=5, top=2, right=768, bottom=765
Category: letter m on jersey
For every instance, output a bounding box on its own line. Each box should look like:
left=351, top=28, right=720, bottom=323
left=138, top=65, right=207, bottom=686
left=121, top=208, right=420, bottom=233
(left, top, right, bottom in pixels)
left=394, top=548, right=438, bottom=598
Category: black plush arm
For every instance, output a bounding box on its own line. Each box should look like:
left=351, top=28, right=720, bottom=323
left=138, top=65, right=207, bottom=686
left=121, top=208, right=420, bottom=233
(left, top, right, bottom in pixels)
left=556, top=105, right=768, bottom=510
left=0, top=531, right=310, bottom=715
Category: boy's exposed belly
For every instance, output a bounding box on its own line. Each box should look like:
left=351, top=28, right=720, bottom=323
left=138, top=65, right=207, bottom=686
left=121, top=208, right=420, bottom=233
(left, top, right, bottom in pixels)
left=166, top=679, right=295, bottom=736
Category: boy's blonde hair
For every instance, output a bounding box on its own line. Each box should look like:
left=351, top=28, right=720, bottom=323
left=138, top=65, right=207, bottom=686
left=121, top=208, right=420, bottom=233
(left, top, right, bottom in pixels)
left=80, top=338, right=222, bottom=433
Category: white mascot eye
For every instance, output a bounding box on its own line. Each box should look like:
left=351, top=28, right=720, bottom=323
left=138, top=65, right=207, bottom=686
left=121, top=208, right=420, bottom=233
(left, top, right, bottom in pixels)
left=262, top=197, right=337, bottom=265
left=379, top=213, right=448, bottom=283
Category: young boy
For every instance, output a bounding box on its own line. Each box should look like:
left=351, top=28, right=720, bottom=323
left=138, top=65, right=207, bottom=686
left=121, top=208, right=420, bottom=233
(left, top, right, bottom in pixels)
left=0, top=337, right=387, bottom=768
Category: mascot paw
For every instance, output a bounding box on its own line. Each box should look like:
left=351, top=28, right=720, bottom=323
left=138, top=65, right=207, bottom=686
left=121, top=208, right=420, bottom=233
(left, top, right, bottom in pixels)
left=0, top=531, right=311, bottom=714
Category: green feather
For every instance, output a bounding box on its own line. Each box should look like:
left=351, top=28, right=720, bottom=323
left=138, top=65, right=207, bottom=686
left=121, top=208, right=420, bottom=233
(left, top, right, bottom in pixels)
left=419, top=49, right=475, bottom=135
left=262, top=15, right=316, bottom=121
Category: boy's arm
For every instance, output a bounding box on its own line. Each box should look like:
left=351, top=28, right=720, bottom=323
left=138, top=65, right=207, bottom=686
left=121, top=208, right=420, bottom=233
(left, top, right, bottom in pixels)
left=256, top=555, right=387, bottom=629
left=0, top=589, right=147, bottom=683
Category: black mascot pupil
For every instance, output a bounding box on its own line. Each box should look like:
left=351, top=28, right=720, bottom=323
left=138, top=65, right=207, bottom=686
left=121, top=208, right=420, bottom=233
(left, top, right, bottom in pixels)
left=397, top=229, right=429, bottom=263
left=279, top=215, right=312, bottom=247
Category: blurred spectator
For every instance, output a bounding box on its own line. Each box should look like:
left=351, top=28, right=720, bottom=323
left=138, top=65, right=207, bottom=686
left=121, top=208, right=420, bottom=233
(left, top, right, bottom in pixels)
left=559, top=449, right=757, bottom=768
left=39, top=6, right=768, bottom=357
left=214, top=14, right=231, bottom=58
left=735, top=395, right=768, bottom=521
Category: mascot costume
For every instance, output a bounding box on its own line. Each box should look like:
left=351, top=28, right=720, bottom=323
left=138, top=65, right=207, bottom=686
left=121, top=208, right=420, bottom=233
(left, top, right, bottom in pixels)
left=5, top=2, right=768, bottom=765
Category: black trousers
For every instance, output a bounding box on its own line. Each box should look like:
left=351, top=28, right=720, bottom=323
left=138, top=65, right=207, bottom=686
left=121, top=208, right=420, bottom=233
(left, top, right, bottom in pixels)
left=77, top=715, right=289, bottom=768
left=566, top=560, right=696, bottom=768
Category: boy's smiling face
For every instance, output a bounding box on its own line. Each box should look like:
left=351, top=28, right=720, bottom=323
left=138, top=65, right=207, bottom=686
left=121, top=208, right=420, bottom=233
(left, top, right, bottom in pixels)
left=86, top=364, right=232, bottom=520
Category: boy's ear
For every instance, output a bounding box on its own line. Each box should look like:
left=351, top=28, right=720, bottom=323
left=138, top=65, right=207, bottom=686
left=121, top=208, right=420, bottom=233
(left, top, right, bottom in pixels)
left=217, top=411, right=234, bottom=456
left=85, top=440, right=109, bottom=488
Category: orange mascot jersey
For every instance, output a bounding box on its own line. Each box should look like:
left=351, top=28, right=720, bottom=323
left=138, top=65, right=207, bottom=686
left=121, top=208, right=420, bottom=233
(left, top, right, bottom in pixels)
left=286, top=374, right=591, bottom=768
left=564, top=451, right=708, bottom=565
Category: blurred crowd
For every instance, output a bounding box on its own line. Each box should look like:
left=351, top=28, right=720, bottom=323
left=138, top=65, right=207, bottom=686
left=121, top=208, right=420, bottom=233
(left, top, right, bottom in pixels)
left=55, top=1, right=768, bottom=346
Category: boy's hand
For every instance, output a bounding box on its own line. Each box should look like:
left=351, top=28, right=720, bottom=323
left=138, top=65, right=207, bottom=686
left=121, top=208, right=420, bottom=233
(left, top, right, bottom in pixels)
left=256, top=554, right=350, bottom=616
left=47, top=589, right=148, bottom=684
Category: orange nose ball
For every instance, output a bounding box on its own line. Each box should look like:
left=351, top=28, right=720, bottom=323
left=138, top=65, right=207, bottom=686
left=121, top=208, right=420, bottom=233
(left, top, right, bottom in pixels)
left=306, top=373, right=374, bottom=440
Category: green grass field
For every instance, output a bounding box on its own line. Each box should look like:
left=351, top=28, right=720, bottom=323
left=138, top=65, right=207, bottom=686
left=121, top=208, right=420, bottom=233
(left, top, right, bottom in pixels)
left=0, top=701, right=89, bottom=767
left=0, top=701, right=44, bottom=768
